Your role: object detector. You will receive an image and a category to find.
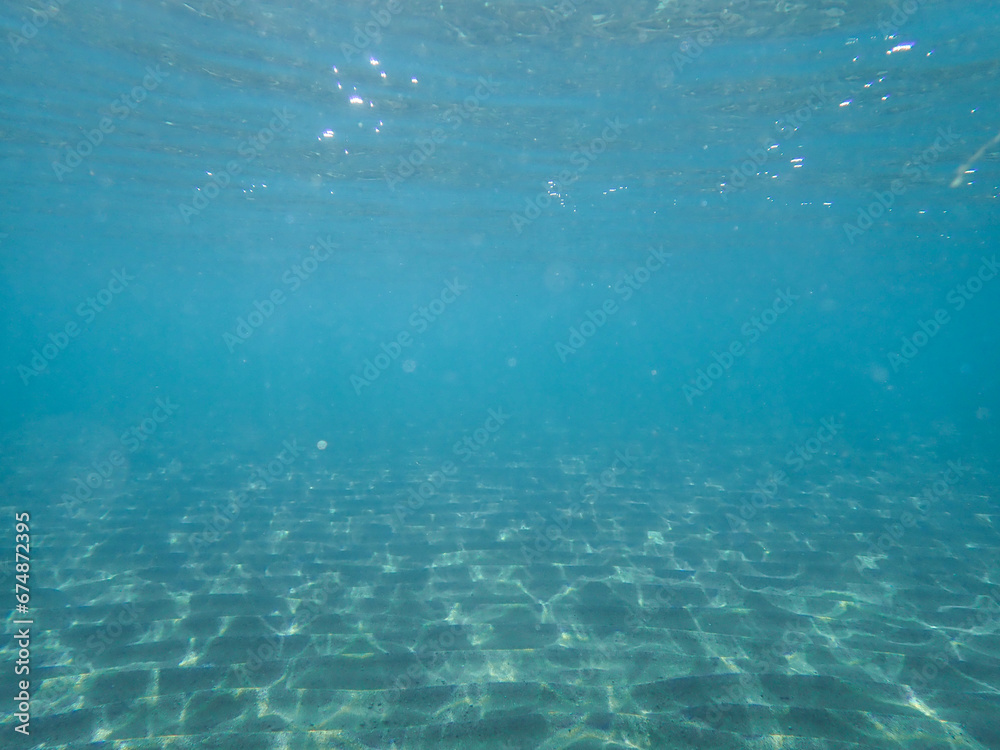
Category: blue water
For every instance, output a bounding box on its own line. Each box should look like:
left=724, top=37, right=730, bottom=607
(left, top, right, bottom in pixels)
left=2, top=0, right=999, bottom=748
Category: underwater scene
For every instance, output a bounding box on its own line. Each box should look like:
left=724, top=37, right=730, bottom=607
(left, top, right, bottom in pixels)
left=1, top=0, right=999, bottom=748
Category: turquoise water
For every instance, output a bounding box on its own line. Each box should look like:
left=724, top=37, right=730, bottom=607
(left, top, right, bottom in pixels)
left=2, top=0, right=1000, bottom=747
